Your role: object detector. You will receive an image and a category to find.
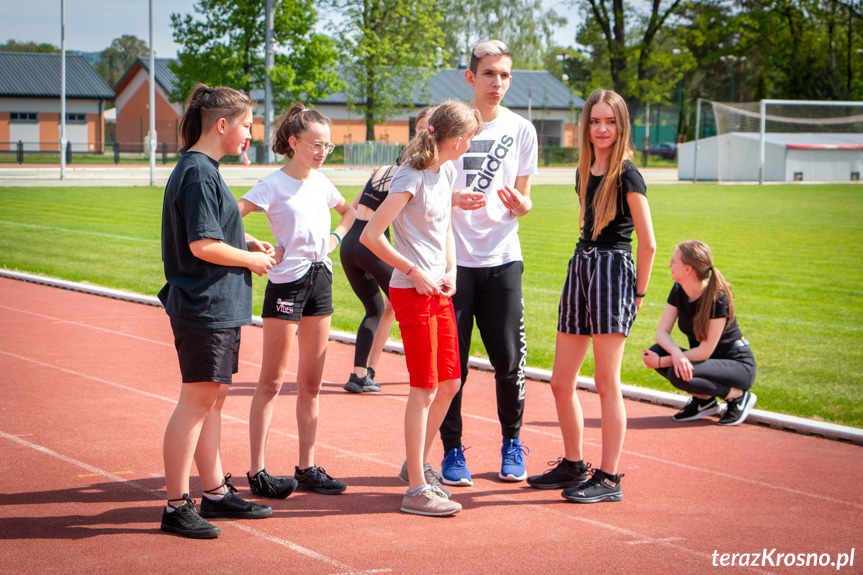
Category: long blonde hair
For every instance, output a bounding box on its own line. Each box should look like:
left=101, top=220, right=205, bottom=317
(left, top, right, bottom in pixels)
left=677, top=240, right=736, bottom=342
left=399, top=100, right=481, bottom=171
left=577, top=89, right=634, bottom=240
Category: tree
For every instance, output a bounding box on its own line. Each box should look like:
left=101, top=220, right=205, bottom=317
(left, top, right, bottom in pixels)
left=95, top=35, right=148, bottom=88
left=439, top=0, right=567, bottom=70
left=0, top=40, right=59, bottom=53
left=579, top=0, right=686, bottom=116
left=170, top=0, right=340, bottom=109
left=328, top=0, right=445, bottom=141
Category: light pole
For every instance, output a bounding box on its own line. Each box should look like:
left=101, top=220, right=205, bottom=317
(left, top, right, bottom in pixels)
left=672, top=48, right=682, bottom=138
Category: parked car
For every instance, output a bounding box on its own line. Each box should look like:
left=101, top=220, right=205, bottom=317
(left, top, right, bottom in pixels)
left=647, top=142, right=677, bottom=160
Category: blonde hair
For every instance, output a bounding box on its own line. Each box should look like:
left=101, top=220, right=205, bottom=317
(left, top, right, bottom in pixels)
left=470, top=39, right=511, bottom=74
left=179, top=84, right=255, bottom=154
left=677, top=240, right=736, bottom=342
left=399, top=100, right=482, bottom=171
left=273, top=103, right=332, bottom=158
left=577, top=89, right=634, bottom=240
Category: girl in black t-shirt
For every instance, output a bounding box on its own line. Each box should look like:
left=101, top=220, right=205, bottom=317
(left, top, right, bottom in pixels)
left=641, top=240, right=757, bottom=426
left=527, top=89, right=655, bottom=504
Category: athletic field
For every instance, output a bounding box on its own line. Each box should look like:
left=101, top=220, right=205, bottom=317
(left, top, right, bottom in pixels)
left=0, top=178, right=861, bottom=428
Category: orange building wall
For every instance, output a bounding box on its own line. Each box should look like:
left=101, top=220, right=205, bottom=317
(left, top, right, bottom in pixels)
left=0, top=112, right=9, bottom=141
left=565, top=122, right=580, bottom=148
left=87, top=113, right=104, bottom=152
left=116, top=78, right=181, bottom=145
left=39, top=113, right=60, bottom=146
left=330, top=119, right=411, bottom=145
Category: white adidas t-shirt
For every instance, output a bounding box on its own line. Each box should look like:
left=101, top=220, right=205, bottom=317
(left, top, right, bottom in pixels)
left=451, top=107, right=538, bottom=267
left=241, top=169, right=342, bottom=283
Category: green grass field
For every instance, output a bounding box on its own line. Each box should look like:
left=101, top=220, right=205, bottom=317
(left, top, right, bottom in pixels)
left=1, top=182, right=861, bottom=428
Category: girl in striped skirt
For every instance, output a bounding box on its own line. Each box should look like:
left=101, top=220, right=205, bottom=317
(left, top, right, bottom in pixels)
left=527, top=89, right=655, bottom=503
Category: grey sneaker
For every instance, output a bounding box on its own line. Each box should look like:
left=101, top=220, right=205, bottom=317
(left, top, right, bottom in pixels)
left=398, top=460, right=452, bottom=499
left=400, top=486, right=462, bottom=517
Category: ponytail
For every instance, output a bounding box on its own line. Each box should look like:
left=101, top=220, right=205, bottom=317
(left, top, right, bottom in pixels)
left=399, top=99, right=481, bottom=171
left=178, top=83, right=255, bottom=154
left=273, top=103, right=331, bottom=158
left=677, top=240, right=736, bottom=341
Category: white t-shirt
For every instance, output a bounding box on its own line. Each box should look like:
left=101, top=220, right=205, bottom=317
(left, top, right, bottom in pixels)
left=389, top=162, right=456, bottom=290
left=451, top=107, right=539, bottom=267
left=241, top=169, right=342, bottom=283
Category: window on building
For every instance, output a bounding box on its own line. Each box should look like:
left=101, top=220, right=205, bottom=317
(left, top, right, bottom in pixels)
left=66, top=113, right=87, bottom=123
left=10, top=112, right=38, bottom=123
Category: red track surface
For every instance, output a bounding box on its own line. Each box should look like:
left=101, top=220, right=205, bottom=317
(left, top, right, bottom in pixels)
left=1, top=277, right=861, bottom=574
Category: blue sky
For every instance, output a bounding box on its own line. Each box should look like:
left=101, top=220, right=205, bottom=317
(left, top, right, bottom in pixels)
left=2, top=0, right=578, bottom=57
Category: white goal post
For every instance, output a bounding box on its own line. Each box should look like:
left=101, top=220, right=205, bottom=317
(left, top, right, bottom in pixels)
left=688, top=99, right=863, bottom=184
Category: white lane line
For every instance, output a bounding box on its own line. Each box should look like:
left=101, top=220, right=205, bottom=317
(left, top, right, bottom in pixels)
left=0, top=221, right=161, bottom=244
left=0, top=429, right=384, bottom=573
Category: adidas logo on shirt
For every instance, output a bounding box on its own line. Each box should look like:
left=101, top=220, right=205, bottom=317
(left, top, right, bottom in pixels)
left=463, top=135, right=515, bottom=192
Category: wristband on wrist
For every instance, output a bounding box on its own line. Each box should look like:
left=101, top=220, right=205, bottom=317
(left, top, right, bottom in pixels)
left=406, top=263, right=418, bottom=276
left=635, top=290, right=646, bottom=298
left=331, top=231, right=342, bottom=244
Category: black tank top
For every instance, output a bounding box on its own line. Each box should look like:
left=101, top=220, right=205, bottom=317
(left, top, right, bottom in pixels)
left=358, top=165, right=397, bottom=211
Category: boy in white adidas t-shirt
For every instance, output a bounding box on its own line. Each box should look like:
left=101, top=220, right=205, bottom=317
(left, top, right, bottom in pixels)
left=439, top=39, right=539, bottom=486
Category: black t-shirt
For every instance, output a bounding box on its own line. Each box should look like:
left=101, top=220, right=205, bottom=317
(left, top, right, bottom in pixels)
left=576, top=160, right=647, bottom=252
left=357, top=165, right=396, bottom=211
left=158, top=151, right=252, bottom=329
left=667, top=282, right=745, bottom=358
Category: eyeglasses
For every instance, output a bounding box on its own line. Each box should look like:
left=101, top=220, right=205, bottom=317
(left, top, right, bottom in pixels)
left=297, top=139, right=336, bottom=154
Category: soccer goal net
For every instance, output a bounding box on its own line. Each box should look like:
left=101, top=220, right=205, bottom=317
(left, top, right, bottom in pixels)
left=703, top=99, right=863, bottom=183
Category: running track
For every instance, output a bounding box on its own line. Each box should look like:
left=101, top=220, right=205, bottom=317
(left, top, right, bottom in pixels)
left=0, top=277, right=860, bottom=574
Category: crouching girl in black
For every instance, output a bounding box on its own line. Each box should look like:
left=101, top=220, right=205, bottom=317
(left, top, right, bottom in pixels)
left=641, top=240, right=756, bottom=426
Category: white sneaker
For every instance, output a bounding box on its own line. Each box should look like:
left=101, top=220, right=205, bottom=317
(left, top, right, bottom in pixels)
left=400, top=486, right=462, bottom=517
left=398, top=461, right=452, bottom=499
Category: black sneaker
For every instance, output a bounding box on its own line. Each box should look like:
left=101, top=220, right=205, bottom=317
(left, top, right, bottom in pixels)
left=717, top=391, right=757, bottom=426
left=247, top=468, right=298, bottom=499
left=199, top=474, right=273, bottom=519
left=673, top=396, right=723, bottom=421
left=527, top=457, right=590, bottom=490
left=294, top=465, right=347, bottom=494
left=160, top=494, right=221, bottom=539
left=562, top=469, right=624, bottom=503
left=343, top=368, right=381, bottom=393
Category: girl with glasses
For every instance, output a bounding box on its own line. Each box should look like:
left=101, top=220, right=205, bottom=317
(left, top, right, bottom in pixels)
left=237, top=103, right=355, bottom=500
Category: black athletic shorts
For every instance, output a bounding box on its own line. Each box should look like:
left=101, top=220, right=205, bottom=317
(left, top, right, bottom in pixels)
left=170, top=320, right=241, bottom=384
left=261, top=262, right=334, bottom=321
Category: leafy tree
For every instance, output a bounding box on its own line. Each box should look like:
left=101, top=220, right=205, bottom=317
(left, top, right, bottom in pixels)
left=439, top=0, right=567, bottom=69
left=170, top=0, right=341, bottom=108
left=95, top=35, right=148, bottom=88
left=578, top=0, right=687, bottom=116
left=0, top=40, right=59, bottom=53
left=327, top=0, right=445, bottom=141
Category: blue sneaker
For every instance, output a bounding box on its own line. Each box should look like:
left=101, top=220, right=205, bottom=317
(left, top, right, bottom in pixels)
left=500, top=438, right=529, bottom=482
left=440, top=446, right=473, bottom=486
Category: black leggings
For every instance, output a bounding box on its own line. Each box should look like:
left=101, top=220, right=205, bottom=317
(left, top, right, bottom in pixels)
left=648, top=343, right=756, bottom=398
left=339, top=219, right=393, bottom=368
left=440, top=262, right=526, bottom=451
